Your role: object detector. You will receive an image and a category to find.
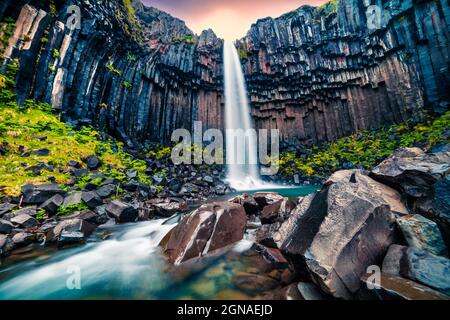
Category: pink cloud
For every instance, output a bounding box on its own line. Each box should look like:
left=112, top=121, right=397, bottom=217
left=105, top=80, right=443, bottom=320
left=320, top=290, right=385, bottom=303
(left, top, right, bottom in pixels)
left=142, top=0, right=329, bottom=40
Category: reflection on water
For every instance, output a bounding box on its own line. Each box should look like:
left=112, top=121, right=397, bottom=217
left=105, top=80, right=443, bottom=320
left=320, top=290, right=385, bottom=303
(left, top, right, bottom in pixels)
left=0, top=186, right=318, bottom=300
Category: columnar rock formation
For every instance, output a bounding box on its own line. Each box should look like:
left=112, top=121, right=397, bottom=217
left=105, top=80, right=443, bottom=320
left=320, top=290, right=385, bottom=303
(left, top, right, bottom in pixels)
left=240, top=0, right=449, bottom=145
left=1, top=0, right=223, bottom=146
left=1, top=0, right=449, bottom=146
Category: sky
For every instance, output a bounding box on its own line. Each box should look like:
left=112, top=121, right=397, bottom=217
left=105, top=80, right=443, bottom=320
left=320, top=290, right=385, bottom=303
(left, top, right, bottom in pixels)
left=142, top=0, right=328, bottom=40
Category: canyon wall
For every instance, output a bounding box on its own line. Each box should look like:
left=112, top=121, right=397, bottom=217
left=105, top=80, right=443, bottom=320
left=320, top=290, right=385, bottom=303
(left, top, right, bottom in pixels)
left=240, top=0, right=449, bottom=145
left=1, top=0, right=449, bottom=147
left=0, top=0, right=223, bottom=147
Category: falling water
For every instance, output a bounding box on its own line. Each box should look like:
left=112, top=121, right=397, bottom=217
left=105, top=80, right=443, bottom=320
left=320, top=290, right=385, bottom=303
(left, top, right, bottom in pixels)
left=224, top=40, right=268, bottom=190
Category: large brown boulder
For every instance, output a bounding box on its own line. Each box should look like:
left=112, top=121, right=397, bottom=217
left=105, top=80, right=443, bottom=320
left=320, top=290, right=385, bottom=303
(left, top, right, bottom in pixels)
left=279, top=170, right=397, bottom=299
left=162, top=202, right=247, bottom=264
left=370, top=147, right=450, bottom=199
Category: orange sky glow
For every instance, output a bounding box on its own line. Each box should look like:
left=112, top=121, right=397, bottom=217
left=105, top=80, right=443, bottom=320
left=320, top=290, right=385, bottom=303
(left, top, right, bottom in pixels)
left=142, top=0, right=329, bottom=40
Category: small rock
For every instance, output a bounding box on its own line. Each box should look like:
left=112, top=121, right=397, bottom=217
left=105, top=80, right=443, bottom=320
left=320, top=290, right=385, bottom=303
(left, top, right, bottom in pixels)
left=85, top=155, right=101, bottom=170
left=96, top=184, right=116, bottom=198
left=81, top=191, right=103, bottom=209
left=21, top=184, right=65, bottom=205
left=10, top=214, right=39, bottom=228
left=67, top=160, right=81, bottom=168
left=253, top=192, right=284, bottom=209
left=0, top=219, right=14, bottom=234
left=203, top=175, right=214, bottom=184
left=62, top=192, right=83, bottom=207
left=32, top=148, right=50, bottom=156
left=39, top=194, right=64, bottom=214
left=0, top=203, right=16, bottom=216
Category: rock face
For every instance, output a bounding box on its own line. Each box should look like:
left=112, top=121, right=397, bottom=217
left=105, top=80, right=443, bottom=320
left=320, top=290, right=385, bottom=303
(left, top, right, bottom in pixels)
left=280, top=170, right=397, bottom=299
left=2, top=0, right=448, bottom=146
left=162, top=202, right=247, bottom=264
left=1, top=0, right=223, bottom=146
left=240, top=0, right=449, bottom=145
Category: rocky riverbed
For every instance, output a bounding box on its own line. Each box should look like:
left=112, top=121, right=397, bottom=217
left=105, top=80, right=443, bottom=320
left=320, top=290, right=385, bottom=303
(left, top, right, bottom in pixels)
left=1, top=144, right=449, bottom=300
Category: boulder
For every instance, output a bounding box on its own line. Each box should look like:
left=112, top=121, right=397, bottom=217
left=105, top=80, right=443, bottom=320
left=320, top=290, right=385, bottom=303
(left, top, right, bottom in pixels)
left=327, top=170, right=409, bottom=215
left=81, top=191, right=103, bottom=209
left=415, top=177, right=450, bottom=249
left=85, top=155, right=101, bottom=170
left=96, top=184, right=117, bottom=198
left=9, top=214, right=39, bottom=228
left=256, top=223, right=281, bottom=248
left=39, top=194, right=64, bottom=214
left=401, top=247, right=450, bottom=296
left=397, top=215, right=447, bottom=256
left=11, top=232, right=38, bottom=246
left=162, top=202, right=247, bottom=264
left=3, top=206, right=37, bottom=220
left=360, top=273, right=449, bottom=300
left=260, top=198, right=296, bottom=224
left=370, top=147, right=450, bottom=198
left=232, top=272, right=279, bottom=294
left=21, top=184, right=65, bottom=205
left=253, top=192, right=284, bottom=209
left=279, top=172, right=397, bottom=299
left=47, top=218, right=96, bottom=244
left=0, top=219, right=14, bottom=234
left=106, top=200, right=138, bottom=223
left=229, top=194, right=259, bottom=216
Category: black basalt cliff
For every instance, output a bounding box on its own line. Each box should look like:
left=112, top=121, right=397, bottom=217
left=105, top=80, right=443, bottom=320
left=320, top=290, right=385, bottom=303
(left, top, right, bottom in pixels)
left=1, top=0, right=449, bottom=147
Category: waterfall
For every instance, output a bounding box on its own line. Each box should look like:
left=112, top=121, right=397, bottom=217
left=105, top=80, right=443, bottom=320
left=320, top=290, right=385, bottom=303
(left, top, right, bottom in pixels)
left=223, top=40, right=266, bottom=190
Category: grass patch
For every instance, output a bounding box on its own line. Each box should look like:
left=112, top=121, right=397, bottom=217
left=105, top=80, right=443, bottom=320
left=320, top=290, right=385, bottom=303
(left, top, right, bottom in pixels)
left=276, top=112, right=450, bottom=178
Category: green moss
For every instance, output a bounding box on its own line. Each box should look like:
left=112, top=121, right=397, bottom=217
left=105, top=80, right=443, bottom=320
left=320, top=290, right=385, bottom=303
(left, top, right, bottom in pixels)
left=127, top=53, right=136, bottom=62
left=40, top=37, right=49, bottom=44
left=0, top=17, right=16, bottom=50
left=52, top=49, right=60, bottom=59
left=49, top=65, right=55, bottom=73
left=49, top=0, right=57, bottom=17
left=277, top=112, right=450, bottom=178
left=57, top=202, right=89, bottom=216
left=106, top=63, right=121, bottom=76
left=123, top=0, right=135, bottom=19
left=121, top=81, right=133, bottom=91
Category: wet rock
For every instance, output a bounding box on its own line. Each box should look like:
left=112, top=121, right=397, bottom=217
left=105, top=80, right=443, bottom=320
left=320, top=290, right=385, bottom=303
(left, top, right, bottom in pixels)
left=123, top=181, right=139, bottom=192
left=279, top=172, right=397, bottom=299
left=415, top=177, right=450, bottom=249
left=370, top=147, right=450, bottom=198
left=10, top=214, right=39, bottom=228
left=401, top=247, right=450, bottom=296
left=21, top=184, right=65, bottom=205
left=162, top=202, right=247, bottom=264
left=47, top=219, right=96, bottom=244
left=142, top=198, right=187, bottom=217
left=0, top=234, right=14, bottom=255
left=0, top=219, right=14, bottom=234
left=215, top=184, right=226, bottom=196
left=39, top=194, right=64, bottom=214
left=106, top=200, right=138, bottom=223
left=96, top=184, right=117, bottom=198
left=360, top=273, right=449, bottom=300
left=229, top=194, right=259, bottom=216
left=81, top=191, right=103, bottom=209
left=397, top=215, right=447, bottom=256
left=256, top=223, right=281, bottom=248
left=253, top=192, right=284, bottom=209
left=11, top=232, right=37, bottom=246
left=167, top=179, right=183, bottom=193
left=232, top=272, right=279, bottom=294
left=62, top=192, right=83, bottom=207
left=296, top=282, right=326, bottom=300
left=85, top=155, right=101, bottom=170
left=261, top=198, right=296, bottom=224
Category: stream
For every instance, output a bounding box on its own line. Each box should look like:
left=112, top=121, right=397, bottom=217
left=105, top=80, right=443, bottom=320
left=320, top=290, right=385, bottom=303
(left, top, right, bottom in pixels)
left=0, top=186, right=318, bottom=300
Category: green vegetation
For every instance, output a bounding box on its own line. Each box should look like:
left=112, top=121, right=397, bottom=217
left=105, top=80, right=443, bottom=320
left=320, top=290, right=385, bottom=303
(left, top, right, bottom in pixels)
left=148, top=146, right=171, bottom=159
left=41, top=37, right=49, bottom=44
left=49, top=0, right=57, bottom=17
left=123, top=0, right=135, bottom=19
left=276, top=112, right=450, bottom=178
left=320, top=0, right=339, bottom=14
left=52, top=49, right=60, bottom=59
left=171, top=35, right=196, bottom=45
left=127, top=53, right=136, bottom=62
left=49, top=65, right=55, bottom=73
left=36, top=209, right=47, bottom=220
left=57, top=202, right=89, bottom=216
left=106, top=63, right=121, bottom=76
left=121, top=81, right=133, bottom=91
left=0, top=17, right=16, bottom=58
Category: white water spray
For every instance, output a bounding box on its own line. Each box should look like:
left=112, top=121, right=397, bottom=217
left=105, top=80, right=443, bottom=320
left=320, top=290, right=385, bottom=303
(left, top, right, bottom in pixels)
left=224, top=40, right=271, bottom=190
